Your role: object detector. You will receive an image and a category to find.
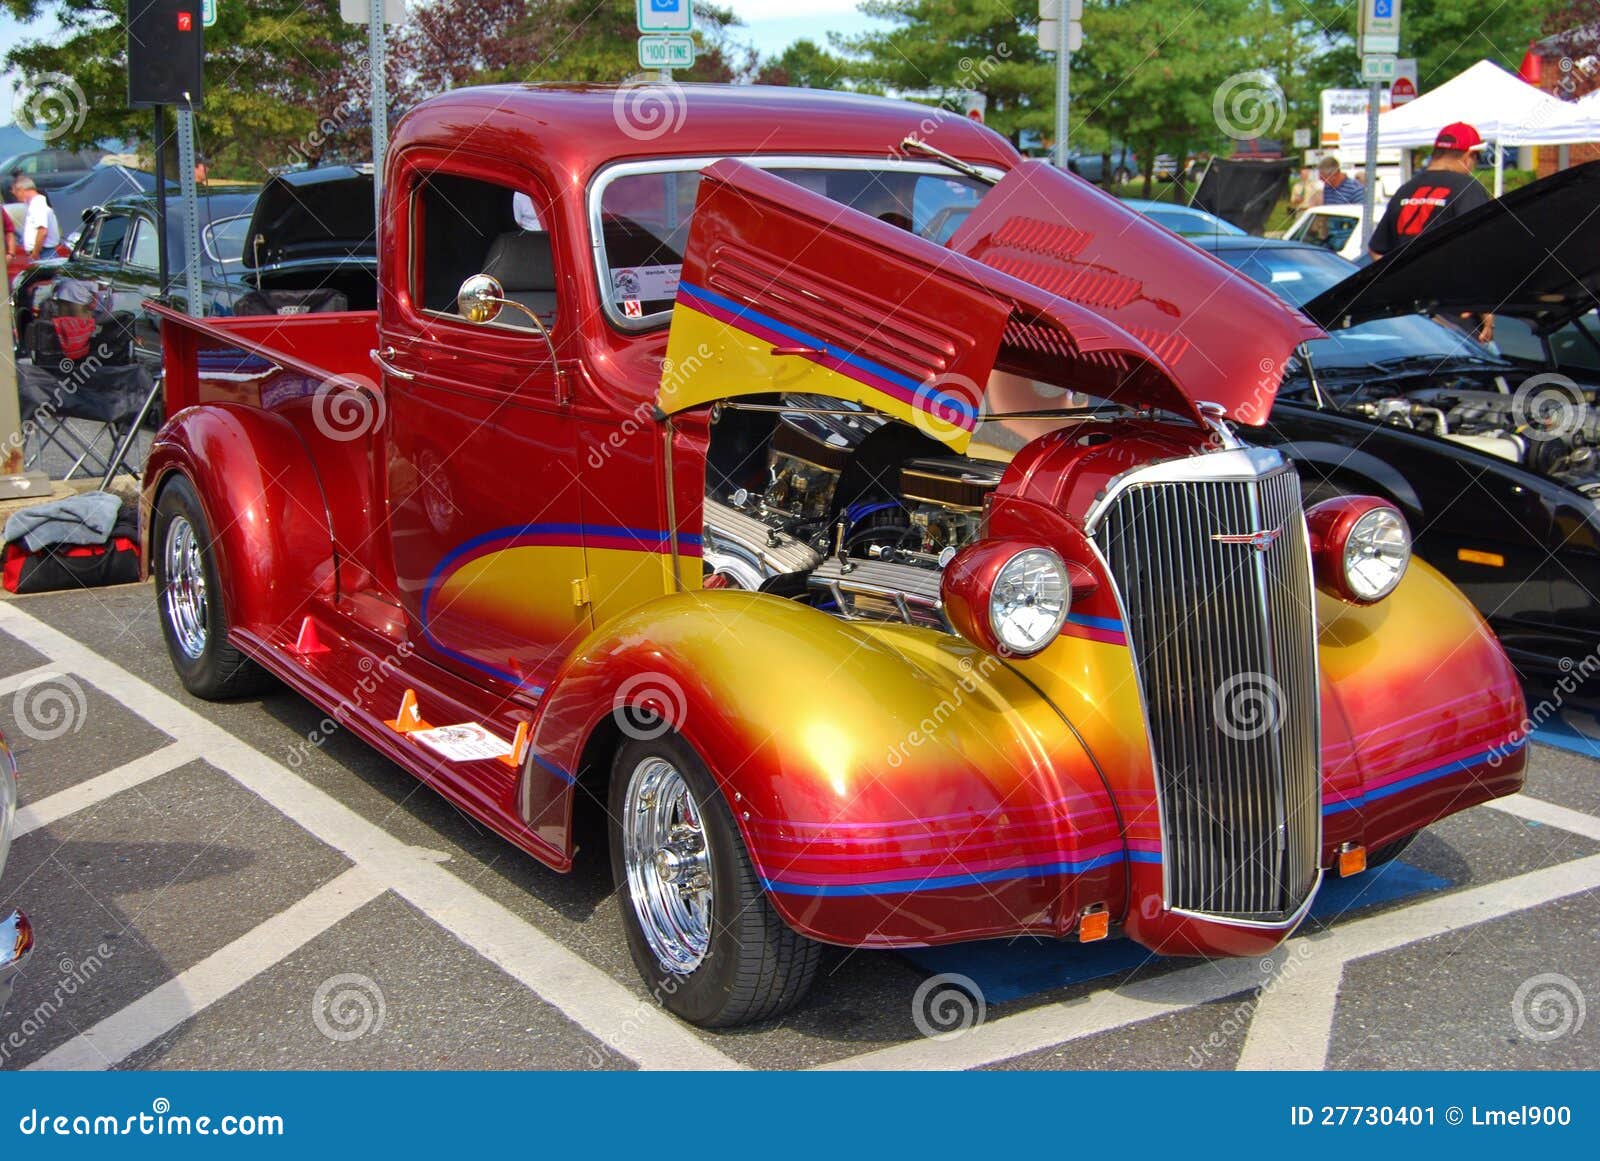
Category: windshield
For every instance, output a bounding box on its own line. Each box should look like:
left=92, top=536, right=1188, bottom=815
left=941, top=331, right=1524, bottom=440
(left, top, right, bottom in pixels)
left=1209, top=242, right=1506, bottom=375
left=1139, top=206, right=1245, bottom=237
left=592, top=158, right=992, bottom=329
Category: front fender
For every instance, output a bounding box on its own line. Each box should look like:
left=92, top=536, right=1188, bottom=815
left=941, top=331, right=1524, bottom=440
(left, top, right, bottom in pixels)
left=1317, top=556, right=1527, bottom=854
left=527, top=591, right=1125, bottom=947
left=141, top=403, right=337, bottom=636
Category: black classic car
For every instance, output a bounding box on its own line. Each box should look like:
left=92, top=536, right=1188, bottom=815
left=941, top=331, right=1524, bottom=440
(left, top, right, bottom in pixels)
left=11, top=189, right=258, bottom=368
left=1202, top=161, right=1600, bottom=689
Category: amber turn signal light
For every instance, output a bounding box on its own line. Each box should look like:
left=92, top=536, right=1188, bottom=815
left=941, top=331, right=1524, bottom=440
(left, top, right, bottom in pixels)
left=1457, top=548, right=1505, bottom=568
left=1078, top=907, right=1110, bottom=942
left=1337, top=843, right=1367, bottom=878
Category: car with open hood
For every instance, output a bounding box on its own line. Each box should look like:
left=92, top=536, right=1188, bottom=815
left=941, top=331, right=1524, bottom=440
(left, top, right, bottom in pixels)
left=1208, top=161, right=1600, bottom=689
left=139, top=85, right=1526, bottom=1027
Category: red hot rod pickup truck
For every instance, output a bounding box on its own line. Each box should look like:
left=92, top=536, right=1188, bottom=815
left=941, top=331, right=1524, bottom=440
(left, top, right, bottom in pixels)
left=141, top=85, right=1527, bottom=1028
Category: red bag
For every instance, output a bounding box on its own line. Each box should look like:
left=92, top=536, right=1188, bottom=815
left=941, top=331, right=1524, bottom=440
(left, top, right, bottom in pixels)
left=2, top=536, right=141, bottom=594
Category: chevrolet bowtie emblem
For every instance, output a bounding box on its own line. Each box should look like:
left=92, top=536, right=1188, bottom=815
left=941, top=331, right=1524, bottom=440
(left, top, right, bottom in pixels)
left=1211, top=526, right=1283, bottom=551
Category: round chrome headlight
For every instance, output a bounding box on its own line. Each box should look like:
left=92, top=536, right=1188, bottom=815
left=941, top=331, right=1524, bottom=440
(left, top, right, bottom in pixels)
left=989, top=547, right=1071, bottom=656
left=1342, top=506, right=1411, bottom=601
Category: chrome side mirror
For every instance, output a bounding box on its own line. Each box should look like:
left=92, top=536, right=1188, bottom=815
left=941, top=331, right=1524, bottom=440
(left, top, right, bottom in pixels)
left=457, top=274, right=505, bottom=324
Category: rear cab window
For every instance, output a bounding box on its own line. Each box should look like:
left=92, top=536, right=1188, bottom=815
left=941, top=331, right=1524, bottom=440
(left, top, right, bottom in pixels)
left=590, top=158, right=994, bottom=331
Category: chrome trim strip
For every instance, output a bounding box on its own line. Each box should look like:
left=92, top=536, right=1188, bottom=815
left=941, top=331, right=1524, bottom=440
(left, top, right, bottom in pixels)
left=1084, top=445, right=1289, bottom=535
left=586, top=155, right=1006, bottom=333
left=1169, top=869, right=1323, bottom=931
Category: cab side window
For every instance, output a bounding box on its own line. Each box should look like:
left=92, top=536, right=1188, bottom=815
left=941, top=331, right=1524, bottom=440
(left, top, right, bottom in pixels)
left=91, top=213, right=130, bottom=261
left=127, top=217, right=160, bottom=270
left=414, top=173, right=556, bottom=330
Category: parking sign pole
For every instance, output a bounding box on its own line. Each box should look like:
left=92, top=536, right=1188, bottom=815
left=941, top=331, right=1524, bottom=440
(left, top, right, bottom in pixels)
left=1361, top=81, right=1381, bottom=249
left=1054, top=12, right=1070, bottom=167
left=176, top=103, right=204, bottom=319
left=369, top=0, right=387, bottom=218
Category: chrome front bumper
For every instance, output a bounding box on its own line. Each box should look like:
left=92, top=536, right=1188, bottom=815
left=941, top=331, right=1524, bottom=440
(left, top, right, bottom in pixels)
left=0, top=909, right=32, bottom=1014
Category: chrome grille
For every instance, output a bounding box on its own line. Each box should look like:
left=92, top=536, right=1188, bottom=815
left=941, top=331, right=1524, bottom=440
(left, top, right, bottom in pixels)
left=1091, top=452, right=1321, bottom=922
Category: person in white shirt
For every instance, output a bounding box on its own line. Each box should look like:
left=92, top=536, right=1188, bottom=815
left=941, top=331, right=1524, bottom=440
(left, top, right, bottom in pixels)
left=11, top=176, right=59, bottom=259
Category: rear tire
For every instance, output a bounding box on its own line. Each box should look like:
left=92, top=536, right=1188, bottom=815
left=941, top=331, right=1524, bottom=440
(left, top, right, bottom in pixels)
left=152, top=475, right=273, bottom=700
left=609, top=731, right=820, bottom=1027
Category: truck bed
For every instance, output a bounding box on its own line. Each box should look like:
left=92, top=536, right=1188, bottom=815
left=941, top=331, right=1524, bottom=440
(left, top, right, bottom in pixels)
left=148, top=303, right=380, bottom=414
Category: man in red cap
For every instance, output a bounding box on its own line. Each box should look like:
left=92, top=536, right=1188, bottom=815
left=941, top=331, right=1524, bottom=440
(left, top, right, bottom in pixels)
left=1369, top=121, right=1490, bottom=259
left=1368, top=121, right=1493, bottom=339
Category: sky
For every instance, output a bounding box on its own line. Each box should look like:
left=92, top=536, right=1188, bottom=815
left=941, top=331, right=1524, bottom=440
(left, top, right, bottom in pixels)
left=0, top=1, right=887, bottom=129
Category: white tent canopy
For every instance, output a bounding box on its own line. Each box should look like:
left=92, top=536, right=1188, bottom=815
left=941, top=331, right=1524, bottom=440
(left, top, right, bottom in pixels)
left=1337, top=60, right=1593, bottom=150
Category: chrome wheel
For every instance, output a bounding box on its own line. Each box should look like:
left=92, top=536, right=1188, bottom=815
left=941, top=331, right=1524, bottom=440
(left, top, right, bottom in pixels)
left=622, top=755, right=714, bottom=972
left=162, top=515, right=208, bottom=660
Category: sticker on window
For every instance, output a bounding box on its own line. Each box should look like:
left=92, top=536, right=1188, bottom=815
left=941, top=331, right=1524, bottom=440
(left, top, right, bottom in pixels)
left=622, top=299, right=643, bottom=318
left=611, top=264, right=681, bottom=304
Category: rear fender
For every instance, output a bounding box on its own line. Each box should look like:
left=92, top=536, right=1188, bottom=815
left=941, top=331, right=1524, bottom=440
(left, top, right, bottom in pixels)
left=524, top=590, right=1124, bottom=948
left=142, top=403, right=337, bottom=636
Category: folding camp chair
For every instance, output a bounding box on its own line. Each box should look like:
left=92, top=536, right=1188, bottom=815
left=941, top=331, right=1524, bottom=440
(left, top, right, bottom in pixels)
left=17, top=300, right=155, bottom=481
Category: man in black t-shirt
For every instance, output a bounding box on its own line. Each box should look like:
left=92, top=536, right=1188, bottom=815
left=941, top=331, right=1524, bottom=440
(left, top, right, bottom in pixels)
left=1369, top=121, right=1494, bottom=340
left=1369, top=121, right=1490, bottom=259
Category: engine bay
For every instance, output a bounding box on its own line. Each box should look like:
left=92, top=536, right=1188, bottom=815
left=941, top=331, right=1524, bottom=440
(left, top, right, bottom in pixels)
left=701, top=396, right=1006, bottom=627
left=1337, top=377, right=1600, bottom=498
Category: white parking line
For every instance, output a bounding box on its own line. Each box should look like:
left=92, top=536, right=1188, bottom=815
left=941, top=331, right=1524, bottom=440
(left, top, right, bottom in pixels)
left=826, top=853, right=1600, bottom=1070
left=13, top=742, right=198, bottom=839
left=0, top=602, right=741, bottom=1071
left=30, top=867, right=386, bottom=1070
left=1487, top=791, right=1600, bottom=843
left=0, top=664, right=65, bottom=699
left=1232, top=952, right=1345, bottom=1071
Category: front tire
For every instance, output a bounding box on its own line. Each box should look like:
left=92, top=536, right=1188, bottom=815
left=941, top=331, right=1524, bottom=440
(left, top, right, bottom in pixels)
left=609, top=731, right=820, bottom=1027
left=152, top=476, right=273, bottom=700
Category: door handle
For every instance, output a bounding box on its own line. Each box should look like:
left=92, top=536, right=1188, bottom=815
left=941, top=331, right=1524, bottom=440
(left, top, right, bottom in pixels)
left=370, top=346, right=416, bottom=380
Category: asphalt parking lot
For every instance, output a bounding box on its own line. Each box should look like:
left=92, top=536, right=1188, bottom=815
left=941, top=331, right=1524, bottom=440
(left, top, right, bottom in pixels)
left=1, top=580, right=1596, bottom=1071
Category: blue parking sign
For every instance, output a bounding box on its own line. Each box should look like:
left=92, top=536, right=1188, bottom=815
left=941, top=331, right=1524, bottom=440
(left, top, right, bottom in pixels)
left=637, top=0, right=692, bottom=33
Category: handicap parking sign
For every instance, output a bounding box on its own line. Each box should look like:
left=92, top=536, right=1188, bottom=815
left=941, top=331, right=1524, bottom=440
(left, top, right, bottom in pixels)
left=637, top=0, right=692, bottom=33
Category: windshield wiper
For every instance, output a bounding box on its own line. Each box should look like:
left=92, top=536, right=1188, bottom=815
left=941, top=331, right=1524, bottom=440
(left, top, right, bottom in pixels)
left=898, top=136, right=998, bottom=186
left=1369, top=353, right=1510, bottom=375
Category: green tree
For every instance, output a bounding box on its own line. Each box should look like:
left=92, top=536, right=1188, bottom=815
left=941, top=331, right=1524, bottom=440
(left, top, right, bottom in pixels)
left=834, top=1, right=1056, bottom=142
left=755, top=39, right=848, bottom=89
left=3, top=0, right=368, bottom=177
left=399, top=0, right=751, bottom=89
left=1402, top=0, right=1561, bottom=87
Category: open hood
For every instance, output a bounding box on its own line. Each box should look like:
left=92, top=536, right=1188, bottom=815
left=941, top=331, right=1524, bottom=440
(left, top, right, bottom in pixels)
left=243, top=165, right=375, bottom=274
left=659, top=160, right=1320, bottom=449
left=1303, top=159, right=1600, bottom=334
